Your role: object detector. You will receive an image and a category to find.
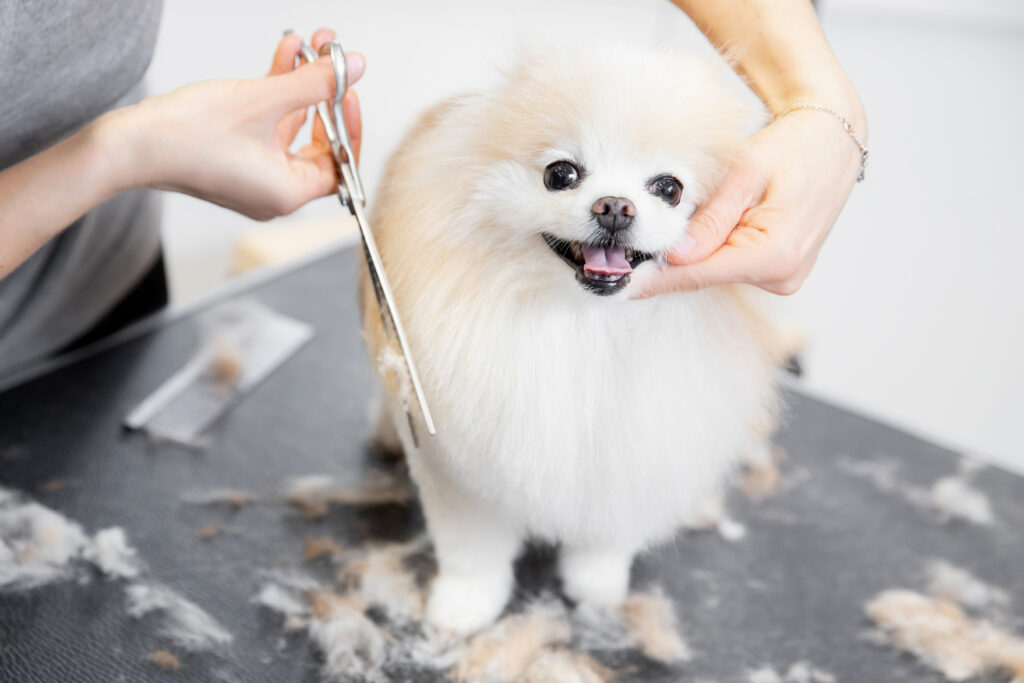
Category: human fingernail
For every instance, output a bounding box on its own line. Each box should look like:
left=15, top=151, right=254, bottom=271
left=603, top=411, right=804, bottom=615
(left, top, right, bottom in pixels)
left=671, top=234, right=696, bottom=258
left=346, top=53, right=365, bottom=81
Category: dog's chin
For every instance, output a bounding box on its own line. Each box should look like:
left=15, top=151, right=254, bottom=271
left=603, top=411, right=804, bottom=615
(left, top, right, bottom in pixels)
left=542, top=233, right=656, bottom=296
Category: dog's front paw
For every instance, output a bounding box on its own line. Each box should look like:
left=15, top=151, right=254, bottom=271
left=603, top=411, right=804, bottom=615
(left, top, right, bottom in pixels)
left=427, top=570, right=511, bottom=635
left=561, top=547, right=633, bottom=608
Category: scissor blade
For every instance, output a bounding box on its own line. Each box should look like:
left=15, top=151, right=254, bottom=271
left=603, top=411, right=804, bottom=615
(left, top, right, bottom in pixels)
left=339, top=163, right=437, bottom=437
left=292, top=32, right=435, bottom=438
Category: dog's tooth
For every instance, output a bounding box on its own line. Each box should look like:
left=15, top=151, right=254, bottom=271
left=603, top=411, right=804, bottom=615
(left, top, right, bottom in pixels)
left=625, top=248, right=634, bottom=260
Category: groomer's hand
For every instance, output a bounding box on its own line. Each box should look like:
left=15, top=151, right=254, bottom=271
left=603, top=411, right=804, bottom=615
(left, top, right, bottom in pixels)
left=637, top=109, right=863, bottom=297
left=105, top=28, right=364, bottom=220
left=0, top=29, right=364, bottom=280
left=637, top=0, right=867, bottom=298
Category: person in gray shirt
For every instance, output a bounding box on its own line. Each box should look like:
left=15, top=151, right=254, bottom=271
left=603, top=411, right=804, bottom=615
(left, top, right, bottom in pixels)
left=0, top=1, right=363, bottom=379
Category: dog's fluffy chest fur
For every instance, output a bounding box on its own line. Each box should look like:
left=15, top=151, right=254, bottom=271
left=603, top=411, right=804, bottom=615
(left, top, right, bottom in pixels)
left=400, top=285, right=774, bottom=548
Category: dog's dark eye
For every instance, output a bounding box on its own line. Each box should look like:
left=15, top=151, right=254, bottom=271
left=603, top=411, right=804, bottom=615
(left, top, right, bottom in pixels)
left=649, top=176, right=683, bottom=207
left=544, top=161, right=580, bottom=191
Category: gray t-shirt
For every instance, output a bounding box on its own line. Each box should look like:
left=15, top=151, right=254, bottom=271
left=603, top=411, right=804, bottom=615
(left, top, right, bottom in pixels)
left=0, top=0, right=164, bottom=378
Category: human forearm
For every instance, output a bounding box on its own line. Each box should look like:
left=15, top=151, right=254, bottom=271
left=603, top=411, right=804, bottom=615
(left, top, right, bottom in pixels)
left=673, top=0, right=865, bottom=131
left=0, top=29, right=362, bottom=283
left=0, top=114, right=134, bottom=279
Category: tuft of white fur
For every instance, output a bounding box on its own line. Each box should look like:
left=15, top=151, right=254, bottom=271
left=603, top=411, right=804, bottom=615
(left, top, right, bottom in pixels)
left=0, top=487, right=144, bottom=590
left=253, top=582, right=308, bottom=620
left=307, top=591, right=390, bottom=682
left=343, top=541, right=426, bottom=621
left=689, top=490, right=748, bottom=543
left=783, top=661, right=837, bottom=683
left=363, top=43, right=780, bottom=632
left=748, top=668, right=784, bottom=683
left=84, top=527, right=142, bottom=579
left=125, top=582, right=233, bottom=651
left=748, top=663, right=836, bottom=683
left=377, top=346, right=413, bottom=410
left=251, top=570, right=321, bottom=632
left=926, top=560, right=1009, bottom=610
left=0, top=487, right=91, bottom=591
left=839, top=457, right=996, bottom=526
left=929, top=476, right=994, bottom=526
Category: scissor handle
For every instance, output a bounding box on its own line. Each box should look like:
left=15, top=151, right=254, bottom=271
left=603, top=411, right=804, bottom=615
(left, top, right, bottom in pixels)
left=288, top=34, right=365, bottom=207
left=319, top=41, right=365, bottom=206
left=320, top=42, right=348, bottom=104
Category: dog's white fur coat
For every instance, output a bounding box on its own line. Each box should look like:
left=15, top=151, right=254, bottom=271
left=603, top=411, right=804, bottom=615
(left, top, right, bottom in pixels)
left=362, top=45, right=784, bottom=633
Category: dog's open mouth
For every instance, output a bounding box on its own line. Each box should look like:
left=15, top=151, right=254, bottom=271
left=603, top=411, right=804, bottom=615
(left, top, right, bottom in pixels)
left=542, top=234, right=654, bottom=296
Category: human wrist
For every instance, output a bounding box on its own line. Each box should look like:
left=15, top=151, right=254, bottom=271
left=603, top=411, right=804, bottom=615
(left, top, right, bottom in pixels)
left=777, top=82, right=866, bottom=140
left=85, top=105, right=154, bottom=195
left=748, top=53, right=867, bottom=140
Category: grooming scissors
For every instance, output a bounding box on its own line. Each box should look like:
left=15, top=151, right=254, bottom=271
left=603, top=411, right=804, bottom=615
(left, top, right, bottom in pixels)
left=290, top=33, right=436, bottom=442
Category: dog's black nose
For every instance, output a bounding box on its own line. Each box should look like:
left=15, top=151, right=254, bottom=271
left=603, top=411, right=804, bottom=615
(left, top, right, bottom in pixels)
left=591, top=196, right=636, bottom=233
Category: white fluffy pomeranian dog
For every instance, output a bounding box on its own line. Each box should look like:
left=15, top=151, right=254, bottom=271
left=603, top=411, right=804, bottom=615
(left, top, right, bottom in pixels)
left=361, top=44, right=787, bottom=634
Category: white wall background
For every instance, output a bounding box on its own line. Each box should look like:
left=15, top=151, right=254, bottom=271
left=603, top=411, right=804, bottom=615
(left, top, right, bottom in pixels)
left=147, top=0, right=1024, bottom=474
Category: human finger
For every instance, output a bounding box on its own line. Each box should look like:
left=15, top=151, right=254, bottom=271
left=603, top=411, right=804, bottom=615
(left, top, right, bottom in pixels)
left=268, top=52, right=365, bottom=117
left=637, top=245, right=755, bottom=297
left=669, top=164, right=766, bottom=266
left=268, top=32, right=302, bottom=76
left=295, top=143, right=338, bottom=198
left=277, top=107, right=308, bottom=148
left=309, top=28, right=366, bottom=86
left=311, top=27, right=336, bottom=52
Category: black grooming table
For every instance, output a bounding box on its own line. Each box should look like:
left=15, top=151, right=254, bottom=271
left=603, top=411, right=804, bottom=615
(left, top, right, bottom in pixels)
left=1, top=244, right=1021, bottom=683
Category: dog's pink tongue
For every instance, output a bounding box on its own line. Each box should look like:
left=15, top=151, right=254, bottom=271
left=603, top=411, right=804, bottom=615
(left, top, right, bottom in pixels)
left=581, top=244, right=632, bottom=275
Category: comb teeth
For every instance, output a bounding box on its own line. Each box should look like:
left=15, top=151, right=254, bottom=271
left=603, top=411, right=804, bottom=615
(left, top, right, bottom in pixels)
left=146, top=379, right=237, bottom=445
